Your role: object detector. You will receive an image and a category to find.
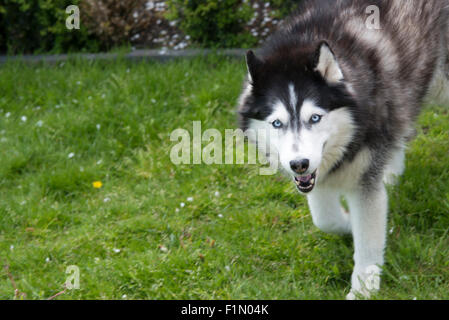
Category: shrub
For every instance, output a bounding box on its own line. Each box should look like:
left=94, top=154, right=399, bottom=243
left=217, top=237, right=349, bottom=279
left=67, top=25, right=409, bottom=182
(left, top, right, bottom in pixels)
left=270, top=0, right=301, bottom=18
left=0, top=0, right=303, bottom=54
left=80, top=0, right=161, bottom=50
left=166, top=0, right=302, bottom=49
left=166, top=0, right=257, bottom=48
left=0, top=0, right=99, bottom=54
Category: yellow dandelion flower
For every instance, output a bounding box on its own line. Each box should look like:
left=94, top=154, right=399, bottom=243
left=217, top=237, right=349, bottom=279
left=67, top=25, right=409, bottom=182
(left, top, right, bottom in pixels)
left=93, top=181, right=103, bottom=189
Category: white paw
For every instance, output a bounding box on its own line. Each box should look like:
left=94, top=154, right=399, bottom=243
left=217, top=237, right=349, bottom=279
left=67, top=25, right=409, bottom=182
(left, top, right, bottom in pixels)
left=346, top=288, right=371, bottom=300
left=347, top=265, right=381, bottom=300
left=345, top=291, right=357, bottom=300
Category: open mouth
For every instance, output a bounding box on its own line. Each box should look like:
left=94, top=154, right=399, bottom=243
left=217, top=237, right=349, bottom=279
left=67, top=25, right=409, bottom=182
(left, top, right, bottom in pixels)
left=294, top=170, right=317, bottom=193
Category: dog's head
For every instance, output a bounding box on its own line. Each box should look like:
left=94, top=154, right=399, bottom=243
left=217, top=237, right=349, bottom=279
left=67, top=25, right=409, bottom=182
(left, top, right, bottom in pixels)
left=238, top=42, right=357, bottom=193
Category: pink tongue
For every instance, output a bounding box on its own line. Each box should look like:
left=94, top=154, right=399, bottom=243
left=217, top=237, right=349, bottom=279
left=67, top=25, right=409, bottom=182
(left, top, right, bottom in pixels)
left=299, top=175, right=312, bottom=183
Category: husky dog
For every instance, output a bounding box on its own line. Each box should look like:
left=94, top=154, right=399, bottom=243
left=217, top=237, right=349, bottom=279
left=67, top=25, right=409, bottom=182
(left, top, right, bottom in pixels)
left=238, top=0, right=449, bottom=299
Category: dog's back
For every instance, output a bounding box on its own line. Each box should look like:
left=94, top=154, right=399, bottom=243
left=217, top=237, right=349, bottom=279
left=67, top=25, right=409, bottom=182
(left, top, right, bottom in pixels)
left=266, top=0, right=449, bottom=131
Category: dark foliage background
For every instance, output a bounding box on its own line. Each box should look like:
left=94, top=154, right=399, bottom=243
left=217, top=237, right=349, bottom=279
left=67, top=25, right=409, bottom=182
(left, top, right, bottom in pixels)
left=0, top=0, right=301, bottom=54
left=0, top=0, right=98, bottom=54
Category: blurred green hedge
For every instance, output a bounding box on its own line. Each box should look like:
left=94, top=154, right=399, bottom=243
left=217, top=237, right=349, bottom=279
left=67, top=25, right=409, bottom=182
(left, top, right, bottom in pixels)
left=165, top=0, right=301, bottom=48
left=166, top=0, right=256, bottom=48
left=0, top=0, right=301, bottom=54
left=270, top=0, right=301, bottom=18
left=0, top=0, right=99, bottom=54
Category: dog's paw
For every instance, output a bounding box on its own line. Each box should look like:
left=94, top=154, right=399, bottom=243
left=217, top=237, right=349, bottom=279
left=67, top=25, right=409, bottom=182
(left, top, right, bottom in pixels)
left=345, top=290, right=358, bottom=300
left=347, top=265, right=381, bottom=300
left=346, top=288, right=372, bottom=300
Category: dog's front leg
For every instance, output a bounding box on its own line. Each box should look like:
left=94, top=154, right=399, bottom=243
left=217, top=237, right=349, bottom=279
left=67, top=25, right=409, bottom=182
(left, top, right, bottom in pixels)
left=307, top=187, right=352, bottom=235
left=346, top=183, right=388, bottom=300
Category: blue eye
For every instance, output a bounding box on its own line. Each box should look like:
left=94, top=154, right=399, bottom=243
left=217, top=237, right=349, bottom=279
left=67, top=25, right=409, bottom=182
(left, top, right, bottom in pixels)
left=272, top=119, right=283, bottom=129
left=310, top=114, right=322, bottom=124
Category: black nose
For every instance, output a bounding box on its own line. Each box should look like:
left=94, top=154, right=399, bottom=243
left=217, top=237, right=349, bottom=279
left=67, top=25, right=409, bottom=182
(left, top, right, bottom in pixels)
left=290, top=159, right=309, bottom=174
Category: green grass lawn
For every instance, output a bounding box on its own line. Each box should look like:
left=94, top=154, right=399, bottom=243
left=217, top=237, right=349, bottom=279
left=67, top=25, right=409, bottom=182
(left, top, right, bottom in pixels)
left=0, top=56, right=448, bottom=300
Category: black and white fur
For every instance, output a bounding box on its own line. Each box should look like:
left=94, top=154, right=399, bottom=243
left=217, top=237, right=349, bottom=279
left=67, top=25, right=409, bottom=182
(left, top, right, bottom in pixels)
left=238, top=0, right=449, bottom=299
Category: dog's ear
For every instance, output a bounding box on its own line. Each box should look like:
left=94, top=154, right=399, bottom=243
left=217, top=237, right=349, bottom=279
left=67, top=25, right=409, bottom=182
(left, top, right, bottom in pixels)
left=246, top=50, right=263, bottom=83
left=314, top=41, right=344, bottom=83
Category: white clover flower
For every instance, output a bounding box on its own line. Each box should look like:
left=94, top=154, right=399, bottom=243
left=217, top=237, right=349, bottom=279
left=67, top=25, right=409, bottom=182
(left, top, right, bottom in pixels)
left=21, top=116, right=27, bottom=122
left=36, top=120, right=43, bottom=127
left=68, top=152, right=75, bottom=159
left=113, top=248, right=121, bottom=253
left=180, top=202, right=185, bottom=208
left=187, top=197, right=193, bottom=202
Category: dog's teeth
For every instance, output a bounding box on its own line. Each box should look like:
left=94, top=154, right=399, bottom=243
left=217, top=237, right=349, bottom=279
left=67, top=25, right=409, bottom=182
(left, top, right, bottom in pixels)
left=310, top=178, right=315, bottom=184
